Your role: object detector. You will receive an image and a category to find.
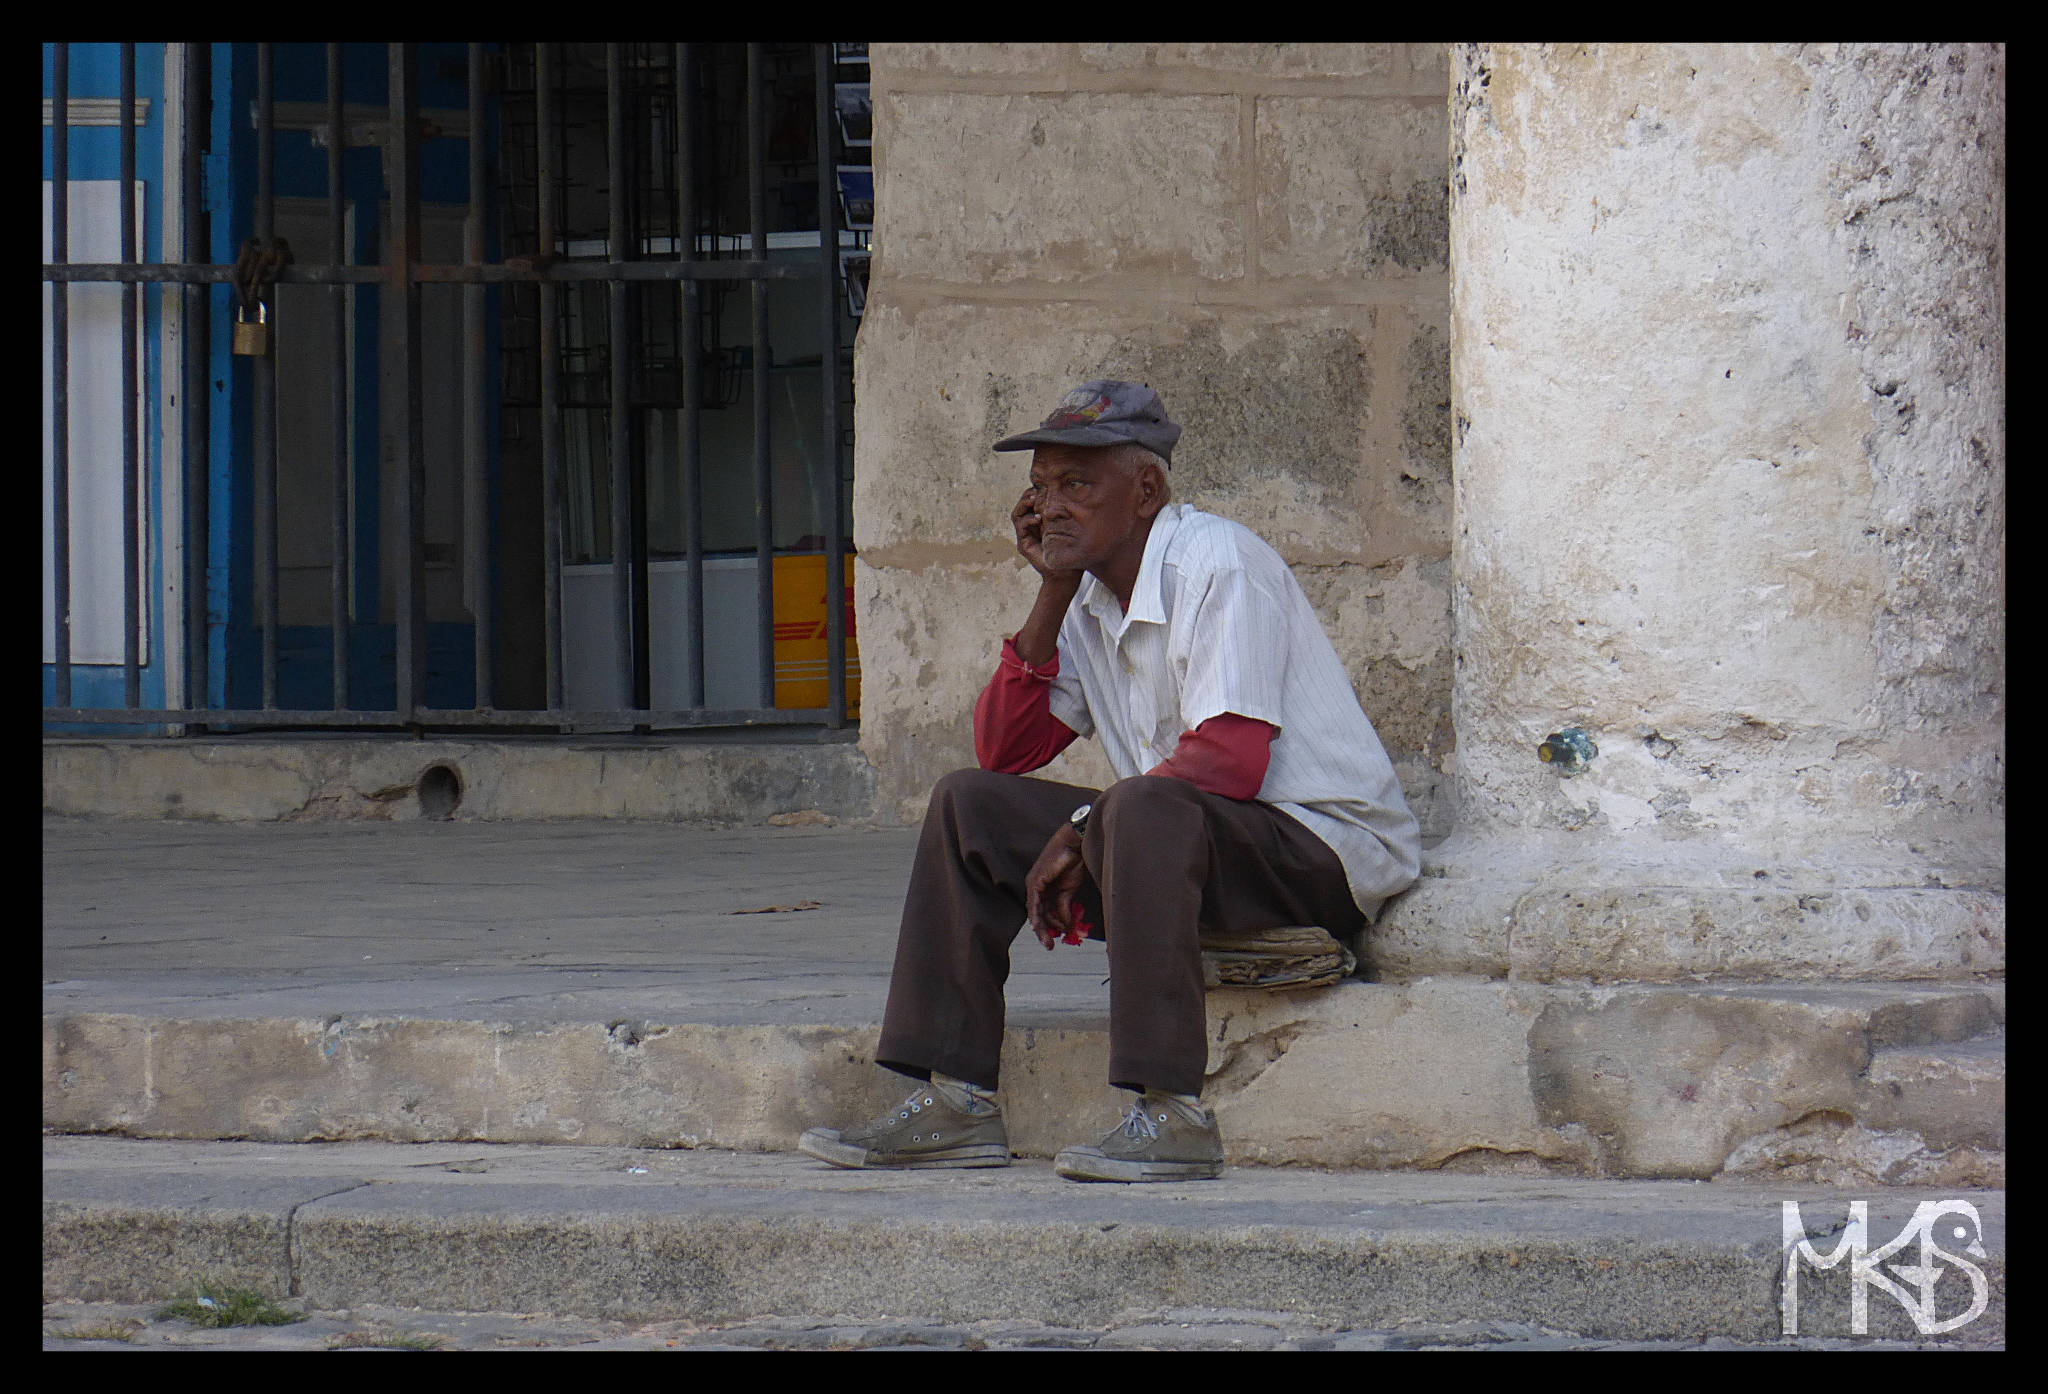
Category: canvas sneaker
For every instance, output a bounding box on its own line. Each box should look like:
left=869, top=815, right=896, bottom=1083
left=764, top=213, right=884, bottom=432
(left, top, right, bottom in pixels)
left=1053, top=1092, right=1225, bottom=1182
left=798, top=1082, right=1010, bottom=1169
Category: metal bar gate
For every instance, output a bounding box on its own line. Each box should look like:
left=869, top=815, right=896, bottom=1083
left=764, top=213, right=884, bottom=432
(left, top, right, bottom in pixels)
left=42, top=41, right=856, bottom=733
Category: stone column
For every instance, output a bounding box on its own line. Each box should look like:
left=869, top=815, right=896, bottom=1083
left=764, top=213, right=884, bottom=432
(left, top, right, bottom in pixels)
left=1377, top=44, right=2005, bottom=984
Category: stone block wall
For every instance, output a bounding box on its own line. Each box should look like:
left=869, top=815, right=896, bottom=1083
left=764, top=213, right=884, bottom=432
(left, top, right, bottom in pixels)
left=854, top=43, right=1455, bottom=828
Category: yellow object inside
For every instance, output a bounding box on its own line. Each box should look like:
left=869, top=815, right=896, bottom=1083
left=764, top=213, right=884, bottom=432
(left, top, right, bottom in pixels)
left=772, top=553, right=861, bottom=717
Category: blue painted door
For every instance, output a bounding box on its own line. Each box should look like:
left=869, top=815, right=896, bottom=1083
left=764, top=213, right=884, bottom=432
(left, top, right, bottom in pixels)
left=211, top=42, right=493, bottom=714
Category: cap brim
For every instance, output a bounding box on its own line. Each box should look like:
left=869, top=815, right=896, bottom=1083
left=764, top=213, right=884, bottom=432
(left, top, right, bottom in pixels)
left=991, top=426, right=1136, bottom=452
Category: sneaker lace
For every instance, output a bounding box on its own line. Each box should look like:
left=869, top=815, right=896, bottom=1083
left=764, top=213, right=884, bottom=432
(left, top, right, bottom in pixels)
left=1116, top=1100, right=1160, bottom=1142
left=862, top=1085, right=938, bottom=1130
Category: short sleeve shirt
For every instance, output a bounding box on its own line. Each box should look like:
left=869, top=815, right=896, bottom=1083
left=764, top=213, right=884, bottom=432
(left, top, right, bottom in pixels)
left=1046, top=503, right=1422, bottom=920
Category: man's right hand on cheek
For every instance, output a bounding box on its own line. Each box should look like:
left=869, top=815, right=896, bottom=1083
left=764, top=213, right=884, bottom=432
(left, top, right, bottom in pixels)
left=1014, top=490, right=1086, bottom=584
left=1013, top=489, right=1053, bottom=578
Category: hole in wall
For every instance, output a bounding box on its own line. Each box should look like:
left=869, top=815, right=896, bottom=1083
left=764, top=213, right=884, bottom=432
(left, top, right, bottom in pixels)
left=417, top=763, right=463, bottom=820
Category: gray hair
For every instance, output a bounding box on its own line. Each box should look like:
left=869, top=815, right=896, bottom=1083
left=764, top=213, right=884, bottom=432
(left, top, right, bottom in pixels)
left=1109, top=441, right=1170, bottom=479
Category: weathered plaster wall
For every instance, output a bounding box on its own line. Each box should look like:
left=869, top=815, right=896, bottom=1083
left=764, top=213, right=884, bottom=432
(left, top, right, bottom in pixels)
left=856, top=43, right=1454, bottom=827
left=1448, top=43, right=2004, bottom=847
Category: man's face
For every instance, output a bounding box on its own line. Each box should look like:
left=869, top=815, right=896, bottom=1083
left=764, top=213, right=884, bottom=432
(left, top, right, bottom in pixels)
left=1026, top=444, right=1150, bottom=575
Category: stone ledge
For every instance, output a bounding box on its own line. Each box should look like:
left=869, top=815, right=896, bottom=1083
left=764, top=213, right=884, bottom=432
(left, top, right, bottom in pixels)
left=1857, top=1034, right=2005, bottom=1151
left=44, top=976, right=2002, bottom=1185
left=1371, top=828, right=2005, bottom=983
left=42, top=736, right=877, bottom=825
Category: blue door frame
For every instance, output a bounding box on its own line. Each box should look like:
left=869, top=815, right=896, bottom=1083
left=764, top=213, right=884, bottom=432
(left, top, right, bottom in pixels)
left=42, top=43, right=169, bottom=724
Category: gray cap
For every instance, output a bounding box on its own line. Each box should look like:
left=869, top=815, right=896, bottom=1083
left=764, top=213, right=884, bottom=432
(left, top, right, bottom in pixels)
left=991, top=379, right=1181, bottom=464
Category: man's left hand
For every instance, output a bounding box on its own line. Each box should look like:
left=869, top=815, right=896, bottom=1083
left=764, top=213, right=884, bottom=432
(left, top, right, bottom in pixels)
left=1023, top=823, right=1086, bottom=950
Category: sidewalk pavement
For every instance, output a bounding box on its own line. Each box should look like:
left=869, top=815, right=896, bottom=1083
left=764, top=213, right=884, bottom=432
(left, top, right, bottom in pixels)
left=42, top=815, right=987, bottom=1029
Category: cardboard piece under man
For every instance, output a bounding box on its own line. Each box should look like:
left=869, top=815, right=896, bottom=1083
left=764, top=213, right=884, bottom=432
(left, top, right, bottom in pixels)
left=801, top=380, right=1421, bottom=1181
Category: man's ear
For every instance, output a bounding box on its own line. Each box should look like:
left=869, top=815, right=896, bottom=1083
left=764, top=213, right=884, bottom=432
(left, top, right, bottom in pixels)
left=1134, top=460, right=1169, bottom=519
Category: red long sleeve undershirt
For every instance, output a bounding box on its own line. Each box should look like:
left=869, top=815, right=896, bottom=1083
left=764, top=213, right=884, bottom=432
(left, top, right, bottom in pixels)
left=973, top=636, right=1276, bottom=799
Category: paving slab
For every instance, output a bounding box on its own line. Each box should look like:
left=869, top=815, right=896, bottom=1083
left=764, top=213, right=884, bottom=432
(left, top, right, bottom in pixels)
left=41, top=816, right=1032, bottom=1026
left=43, top=1137, right=2004, bottom=1346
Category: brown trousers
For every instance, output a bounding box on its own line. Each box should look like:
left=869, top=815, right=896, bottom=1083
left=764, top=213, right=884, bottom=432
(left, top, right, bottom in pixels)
left=876, top=769, right=1365, bottom=1098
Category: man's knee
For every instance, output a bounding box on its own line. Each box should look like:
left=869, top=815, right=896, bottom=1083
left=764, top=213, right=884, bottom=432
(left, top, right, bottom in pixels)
left=929, top=767, right=1022, bottom=816
left=928, top=768, right=1061, bottom=840
left=1093, top=773, right=1204, bottom=828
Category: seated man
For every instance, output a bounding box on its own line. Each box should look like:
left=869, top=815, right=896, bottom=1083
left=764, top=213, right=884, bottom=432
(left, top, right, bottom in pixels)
left=801, top=379, right=1421, bottom=1182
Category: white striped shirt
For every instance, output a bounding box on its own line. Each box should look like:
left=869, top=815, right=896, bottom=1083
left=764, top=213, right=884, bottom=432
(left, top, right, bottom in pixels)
left=1047, top=503, right=1421, bottom=920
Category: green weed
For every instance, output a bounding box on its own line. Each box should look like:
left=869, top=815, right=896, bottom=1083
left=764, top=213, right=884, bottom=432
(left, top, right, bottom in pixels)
left=155, top=1282, right=305, bottom=1328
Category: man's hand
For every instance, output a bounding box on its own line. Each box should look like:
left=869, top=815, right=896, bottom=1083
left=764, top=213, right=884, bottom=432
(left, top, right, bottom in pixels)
left=1012, top=490, right=1083, bottom=667
left=1023, top=822, right=1086, bottom=951
left=1012, top=488, right=1058, bottom=579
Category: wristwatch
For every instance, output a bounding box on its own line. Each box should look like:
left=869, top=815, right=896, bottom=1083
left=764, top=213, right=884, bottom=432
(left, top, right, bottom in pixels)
left=1068, top=802, right=1093, bottom=839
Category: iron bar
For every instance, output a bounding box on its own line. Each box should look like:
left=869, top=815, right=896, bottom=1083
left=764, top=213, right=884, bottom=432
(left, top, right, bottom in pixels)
left=182, top=41, right=210, bottom=717
left=43, top=259, right=816, bottom=284
left=254, top=45, right=280, bottom=708
left=630, top=345, right=652, bottom=711
left=815, top=43, right=846, bottom=729
left=748, top=44, right=773, bottom=708
left=607, top=44, right=634, bottom=710
left=465, top=41, right=490, bottom=710
left=537, top=42, right=565, bottom=712
left=678, top=43, right=705, bottom=709
left=44, top=706, right=838, bottom=727
left=329, top=43, right=351, bottom=710
left=627, top=108, right=652, bottom=723
left=390, top=43, right=426, bottom=721
left=46, top=263, right=266, bottom=282
left=50, top=45, right=71, bottom=707
left=120, top=44, right=141, bottom=709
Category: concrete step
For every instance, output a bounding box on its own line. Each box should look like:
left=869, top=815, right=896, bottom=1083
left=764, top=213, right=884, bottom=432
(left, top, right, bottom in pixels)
left=40, top=1136, right=2006, bottom=1346
left=42, top=816, right=2004, bottom=1184
left=43, top=978, right=2006, bottom=1186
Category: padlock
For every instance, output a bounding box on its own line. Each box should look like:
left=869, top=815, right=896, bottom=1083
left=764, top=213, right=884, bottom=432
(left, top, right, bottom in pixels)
left=232, top=300, right=270, bottom=356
